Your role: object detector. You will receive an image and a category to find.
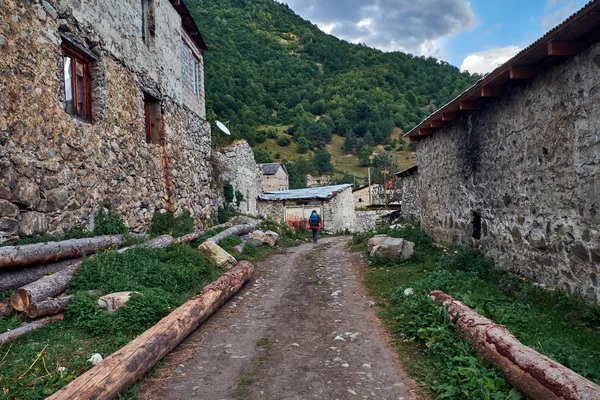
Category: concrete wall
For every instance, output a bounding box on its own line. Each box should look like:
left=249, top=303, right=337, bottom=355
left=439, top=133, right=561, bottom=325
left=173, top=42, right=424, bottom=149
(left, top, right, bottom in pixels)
left=0, top=0, right=215, bottom=240
left=417, top=42, right=600, bottom=301
left=213, top=141, right=262, bottom=215
left=263, top=166, right=289, bottom=192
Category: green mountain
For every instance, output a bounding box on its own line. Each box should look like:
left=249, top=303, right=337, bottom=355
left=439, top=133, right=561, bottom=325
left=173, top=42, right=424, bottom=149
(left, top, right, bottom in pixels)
left=185, top=0, right=478, bottom=185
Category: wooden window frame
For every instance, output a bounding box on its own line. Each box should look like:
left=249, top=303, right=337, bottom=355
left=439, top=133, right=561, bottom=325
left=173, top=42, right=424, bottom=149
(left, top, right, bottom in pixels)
left=143, top=92, right=161, bottom=144
left=62, top=45, right=93, bottom=122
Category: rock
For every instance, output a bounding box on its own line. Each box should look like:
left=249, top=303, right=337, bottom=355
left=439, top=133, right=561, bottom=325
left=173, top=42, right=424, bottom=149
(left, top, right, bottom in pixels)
left=232, top=242, right=246, bottom=254
left=0, top=217, right=19, bottom=237
left=88, top=353, right=103, bottom=365
left=251, top=230, right=279, bottom=247
left=198, top=241, right=237, bottom=269
left=12, top=178, right=40, bottom=208
left=368, top=235, right=415, bottom=260
left=19, top=212, right=48, bottom=236
left=403, top=288, right=414, bottom=296
left=46, top=187, right=69, bottom=212
left=97, top=291, right=138, bottom=312
left=264, top=230, right=280, bottom=246
left=334, top=335, right=345, bottom=342
left=0, top=199, right=19, bottom=218
left=42, top=1, right=58, bottom=19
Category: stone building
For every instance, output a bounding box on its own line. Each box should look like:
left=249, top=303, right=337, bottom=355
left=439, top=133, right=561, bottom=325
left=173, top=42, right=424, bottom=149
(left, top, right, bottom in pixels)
left=0, top=0, right=216, bottom=240
left=305, top=174, right=331, bottom=188
left=395, top=166, right=419, bottom=220
left=212, top=141, right=262, bottom=215
left=353, top=184, right=384, bottom=208
left=405, top=3, right=600, bottom=301
left=257, top=184, right=364, bottom=233
left=259, top=163, right=289, bottom=192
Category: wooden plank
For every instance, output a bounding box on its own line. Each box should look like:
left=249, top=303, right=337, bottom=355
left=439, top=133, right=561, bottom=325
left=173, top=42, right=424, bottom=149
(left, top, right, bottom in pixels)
left=418, top=128, right=437, bottom=136
left=442, top=112, right=460, bottom=121
left=408, top=135, right=422, bottom=142
left=548, top=41, right=588, bottom=56
left=460, top=100, right=480, bottom=110
left=509, top=66, right=539, bottom=79
left=481, top=86, right=504, bottom=97
left=430, top=120, right=450, bottom=128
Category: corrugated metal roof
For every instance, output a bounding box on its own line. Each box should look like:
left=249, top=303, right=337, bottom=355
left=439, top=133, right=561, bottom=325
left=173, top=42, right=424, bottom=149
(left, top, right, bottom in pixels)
left=259, top=184, right=352, bottom=201
left=405, top=0, right=600, bottom=138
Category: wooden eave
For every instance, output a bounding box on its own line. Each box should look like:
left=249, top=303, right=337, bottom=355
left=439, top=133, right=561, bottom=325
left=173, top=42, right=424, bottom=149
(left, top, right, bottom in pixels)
left=169, top=0, right=208, bottom=51
left=405, top=0, right=600, bottom=138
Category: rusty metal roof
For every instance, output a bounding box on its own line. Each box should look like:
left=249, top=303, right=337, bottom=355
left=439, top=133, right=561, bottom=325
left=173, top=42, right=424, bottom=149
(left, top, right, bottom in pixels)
left=259, top=184, right=352, bottom=201
left=405, top=0, right=600, bottom=139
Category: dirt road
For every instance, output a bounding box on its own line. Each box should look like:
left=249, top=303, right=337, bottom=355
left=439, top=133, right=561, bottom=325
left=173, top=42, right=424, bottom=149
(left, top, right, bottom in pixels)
left=138, top=236, right=417, bottom=400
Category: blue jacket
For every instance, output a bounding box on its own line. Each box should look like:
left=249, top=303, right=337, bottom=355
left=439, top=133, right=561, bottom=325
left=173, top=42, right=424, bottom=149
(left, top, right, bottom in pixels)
left=309, top=213, right=321, bottom=229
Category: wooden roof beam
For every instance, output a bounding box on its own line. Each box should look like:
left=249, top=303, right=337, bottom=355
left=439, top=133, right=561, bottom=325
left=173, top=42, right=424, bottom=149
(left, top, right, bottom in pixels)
left=509, top=66, right=539, bottom=79
left=481, top=86, right=505, bottom=97
left=408, top=135, right=422, bottom=142
left=430, top=120, right=451, bottom=128
left=442, top=112, right=460, bottom=121
left=460, top=100, right=480, bottom=111
left=418, top=128, right=437, bottom=136
left=548, top=40, right=588, bottom=56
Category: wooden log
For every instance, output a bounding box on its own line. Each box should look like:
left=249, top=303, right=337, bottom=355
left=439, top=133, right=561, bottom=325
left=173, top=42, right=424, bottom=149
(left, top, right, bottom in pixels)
left=207, top=223, right=258, bottom=245
left=0, top=300, right=14, bottom=317
left=47, top=261, right=254, bottom=400
left=0, top=258, right=81, bottom=292
left=0, top=314, right=63, bottom=346
left=429, top=290, right=600, bottom=400
left=174, top=221, right=233, bottom=244
left=26, top=296, right=71, bottom=319
left=10, top=264, right=79, bottom=311
left=0, top=235, right=129, bottom=270
left=117, top=234, right=173, bottom=253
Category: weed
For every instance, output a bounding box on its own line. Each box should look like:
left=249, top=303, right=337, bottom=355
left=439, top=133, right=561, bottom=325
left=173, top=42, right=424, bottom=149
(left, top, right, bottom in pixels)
left=220, top=235, right=242, bottom=253
left=149, top=209, right=195, bottom=238
left=93, top=207, right=128, bottom=236
left=217, top=206, right=232, bottom=224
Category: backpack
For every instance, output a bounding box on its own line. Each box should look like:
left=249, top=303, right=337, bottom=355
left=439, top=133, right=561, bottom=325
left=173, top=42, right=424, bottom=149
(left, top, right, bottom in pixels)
left=309, top=214, right=320, bottom=228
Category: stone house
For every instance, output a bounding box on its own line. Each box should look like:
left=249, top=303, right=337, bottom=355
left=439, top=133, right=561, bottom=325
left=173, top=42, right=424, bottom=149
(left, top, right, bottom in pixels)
left=257, top=184, right=370, bottom=233
left=305, top=174, right=331, bottom=188
left=0, top=0, right=216, bottom=241
left=395, top=165, right=419, bottom=220
left=259, top=163, right=289, bottom=192
left=212, top=141, right=263, bottom=215
left=405, top=3, right=600, bottom=301
left=353, top=184, right=384, bottom=208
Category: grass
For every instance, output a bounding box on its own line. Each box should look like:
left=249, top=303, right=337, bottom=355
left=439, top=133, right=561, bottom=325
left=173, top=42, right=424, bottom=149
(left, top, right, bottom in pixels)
left=359, top=222, right=600, bottom=399
left=0, top=243, right=221, bottom=399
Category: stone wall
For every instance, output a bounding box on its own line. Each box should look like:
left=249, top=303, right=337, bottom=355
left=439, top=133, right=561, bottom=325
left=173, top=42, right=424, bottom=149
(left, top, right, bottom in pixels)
left=256, top=200, right=285, bottom=223
left=213, top=141, right=262, bottom=215
left=417, top=42, right=600, bottom=301
left=355, top=211, right=377, bottom=233
left=398, top=173, right=420, bottom=220
left=0, top=0, right=216, bottom=240
left=322, top=187, right=355, bottom=233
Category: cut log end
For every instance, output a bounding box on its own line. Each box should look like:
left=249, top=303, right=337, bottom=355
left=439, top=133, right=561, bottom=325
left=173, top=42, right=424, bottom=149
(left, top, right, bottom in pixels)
left=10, top=289, right=32, bottom=312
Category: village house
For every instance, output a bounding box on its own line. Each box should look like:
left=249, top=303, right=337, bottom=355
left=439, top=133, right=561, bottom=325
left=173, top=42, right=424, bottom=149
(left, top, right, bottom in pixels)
left=305, top=174, right=331, bottom=188
left=405, top=3, right=600, bottom=302
left=259, top=163, right=289, bottom=192
left=0, top=0, right=216, bottom=241
left=395, top=165, right=419, bottom=220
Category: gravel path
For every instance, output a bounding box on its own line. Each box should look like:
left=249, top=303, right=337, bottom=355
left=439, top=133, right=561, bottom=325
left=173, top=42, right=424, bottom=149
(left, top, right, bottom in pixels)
left=138, top=236, right=417, bottom=400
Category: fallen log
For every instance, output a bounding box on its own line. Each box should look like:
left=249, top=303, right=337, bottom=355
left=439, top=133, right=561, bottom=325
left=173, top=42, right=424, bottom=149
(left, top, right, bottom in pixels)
left=429, top=290, right=600, bottom=400
left=0, top=314, right=63, bottom=346
left=207, top=223, right=258, bottom=245
left=117, top=234, right=173, bottom=253
left=10, top=264, right=79, bottom=311
left=25, top=296, right=71, bottom=319
left=0, top=300, right=14, bottom=317
left=47, top=261, right=254, bottom=400
left=0, top=258, right=81, bottom=292
left=174, top=221, right=233, bottom=245
left=0, top=235, right=129, bottom=270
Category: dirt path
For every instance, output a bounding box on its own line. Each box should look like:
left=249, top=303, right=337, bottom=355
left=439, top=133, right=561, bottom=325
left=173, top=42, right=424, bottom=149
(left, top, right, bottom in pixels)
left=138, top=236, right=417, bottom=400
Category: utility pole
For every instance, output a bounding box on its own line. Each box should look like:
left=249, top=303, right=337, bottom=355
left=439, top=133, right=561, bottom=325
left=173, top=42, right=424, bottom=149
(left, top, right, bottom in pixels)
left=368, top=167, right=372, bottom=205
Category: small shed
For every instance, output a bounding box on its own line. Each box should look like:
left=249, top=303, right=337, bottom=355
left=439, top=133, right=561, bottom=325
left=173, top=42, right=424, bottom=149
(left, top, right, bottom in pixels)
left=257, top=184, right=356, bottom=233
left=259, top=163, right=289, bottom=192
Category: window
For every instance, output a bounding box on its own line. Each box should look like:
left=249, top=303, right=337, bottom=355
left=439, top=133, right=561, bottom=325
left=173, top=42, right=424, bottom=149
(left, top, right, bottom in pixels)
left=143, top=92, right=161, bottom=144
left=63, top=46, right=92, bottom=122
left=141, top=0, right=155, bottom=45
left=181, top=40, right=201, bottom=97
left=192, top=56, right=200, bottom=95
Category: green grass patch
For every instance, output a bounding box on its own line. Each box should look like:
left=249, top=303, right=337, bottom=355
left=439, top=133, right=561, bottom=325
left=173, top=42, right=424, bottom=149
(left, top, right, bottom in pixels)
left=0, top=243, right=221, bottom=399
left=360, top=222, right=600, bottom=399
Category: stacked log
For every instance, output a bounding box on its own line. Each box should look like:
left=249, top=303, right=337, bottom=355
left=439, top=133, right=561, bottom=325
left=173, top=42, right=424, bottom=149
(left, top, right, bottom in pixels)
left=207, top=223, right=258, bottom=245
left=10, top=264, right=79, bottom=312
left=0, top=314, right=64, bottom=346
left=47, top=261, right=255, bottom=400
left=429, top=290, right=600, bottom=400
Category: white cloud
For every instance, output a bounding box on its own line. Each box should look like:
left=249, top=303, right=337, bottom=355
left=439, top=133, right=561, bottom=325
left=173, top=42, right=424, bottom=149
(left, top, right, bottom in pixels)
left=460, top=45, right=522, bottom=74
left=542, top=0, right=583, bottom=30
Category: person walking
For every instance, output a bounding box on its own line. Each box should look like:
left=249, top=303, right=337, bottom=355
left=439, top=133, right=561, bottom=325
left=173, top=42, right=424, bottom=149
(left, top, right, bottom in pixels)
left=308, top=210, right=321, bottom=243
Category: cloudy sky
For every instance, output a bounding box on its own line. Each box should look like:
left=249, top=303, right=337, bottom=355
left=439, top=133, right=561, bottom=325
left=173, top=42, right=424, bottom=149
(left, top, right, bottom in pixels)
left=280, top=0, right=589, bottom=74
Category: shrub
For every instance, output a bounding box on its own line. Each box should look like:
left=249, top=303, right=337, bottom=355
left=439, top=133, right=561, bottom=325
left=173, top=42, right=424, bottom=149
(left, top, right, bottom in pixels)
left=217, top=206, right=232, bottom=224
left=223, top=181, right=234, bottom=203
left=384, top=145, right=393, bottom=151
left=93, top=207, right=128, bottom=236
left=277, top=135, right=291, bottom=147
left=266, top=127, right=278, bottom=138
left=243, top=241, right=257, bottom=257
left=235, top=190, right=244, bottom=206
left=149, top=209, right=194, bottom=237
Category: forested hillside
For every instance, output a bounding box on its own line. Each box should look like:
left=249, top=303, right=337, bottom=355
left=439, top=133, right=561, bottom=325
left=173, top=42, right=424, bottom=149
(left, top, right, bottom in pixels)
left=185, top=0, right=479, bottom=185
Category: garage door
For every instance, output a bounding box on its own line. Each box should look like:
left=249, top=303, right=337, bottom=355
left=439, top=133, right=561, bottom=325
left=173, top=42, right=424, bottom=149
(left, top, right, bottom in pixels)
left=284, top=205, right=323, bottom=230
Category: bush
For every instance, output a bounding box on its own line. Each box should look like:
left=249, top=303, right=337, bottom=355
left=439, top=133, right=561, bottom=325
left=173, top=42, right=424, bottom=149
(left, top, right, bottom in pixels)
left=235, top=190, right=244, bottom=206
left=277, top=135, right=291, bottom=147
left=255, top=131, right=267, bottom=143
left=266, top=127, right=278, bottom=138
left=220, top=235, right=242, bottom=252
left=93, top=207, right=128, bottom=236
left=223, top=181, right=234, bottom=203
left=149, top=209, right=195, bottom=237
left=384, top=145, right=393, bottom=151
left=217, top=206, right=232, bottom=224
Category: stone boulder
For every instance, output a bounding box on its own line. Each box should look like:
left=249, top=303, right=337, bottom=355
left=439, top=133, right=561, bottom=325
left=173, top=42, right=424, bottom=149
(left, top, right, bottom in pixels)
left=0, top=199, right=19, bottom=218
left=19, top=211, right=48, bottom=236
left=251, top=230, right=280, bottom=247
left=0, top=217, right=20, bottom=238
left=367, top=235, right=415, bottom=260
left=198, top=241, right=237, bottom=269
left=97, top=291, right=139, bottom=312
